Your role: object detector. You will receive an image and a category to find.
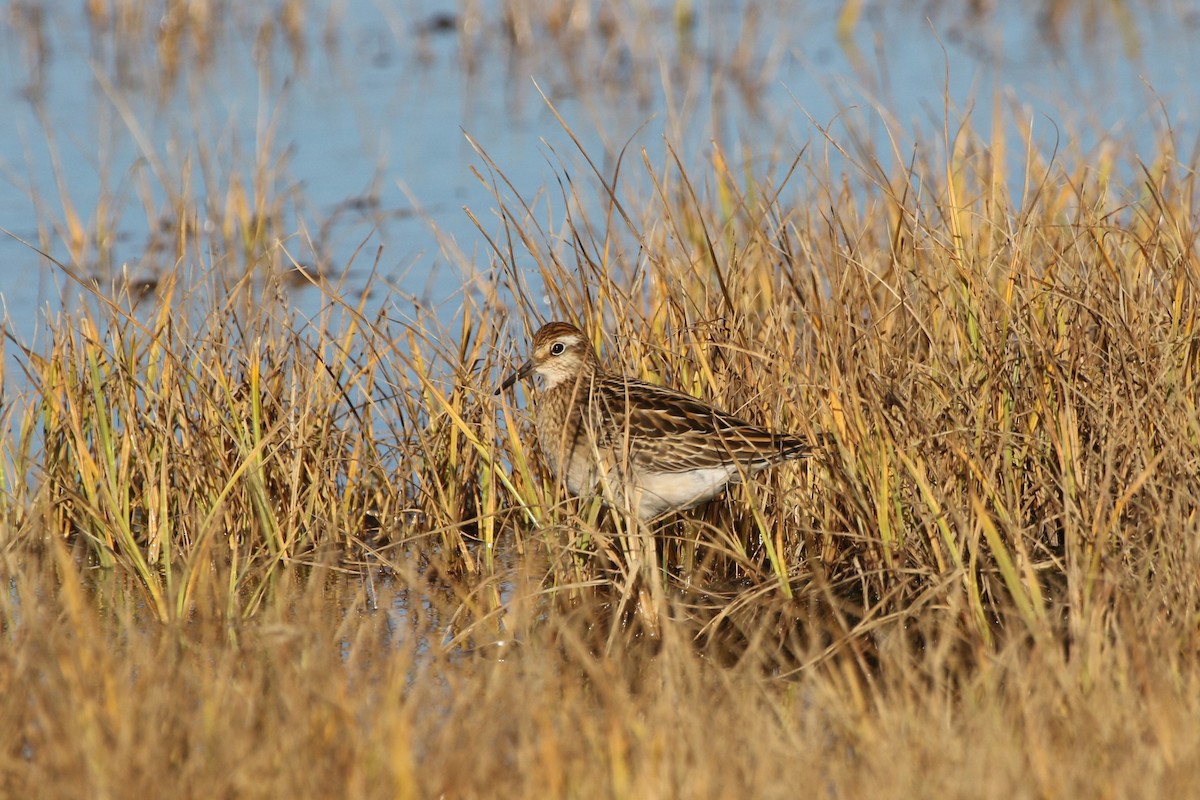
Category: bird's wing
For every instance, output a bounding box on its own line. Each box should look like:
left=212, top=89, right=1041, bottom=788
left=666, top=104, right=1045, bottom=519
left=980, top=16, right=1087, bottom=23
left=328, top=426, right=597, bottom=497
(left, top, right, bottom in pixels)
left=592, top=377, right=808, bottom=473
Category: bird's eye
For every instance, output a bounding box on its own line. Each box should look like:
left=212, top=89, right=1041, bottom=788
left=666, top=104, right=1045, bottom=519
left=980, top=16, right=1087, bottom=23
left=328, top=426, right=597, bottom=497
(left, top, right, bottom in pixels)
left=550, top=342, right=566, bottom=356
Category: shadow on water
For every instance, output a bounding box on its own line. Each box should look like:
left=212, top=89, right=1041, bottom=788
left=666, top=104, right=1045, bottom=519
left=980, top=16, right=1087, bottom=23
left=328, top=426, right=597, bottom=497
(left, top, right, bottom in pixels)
left=0, top=524, right=874, bottom=678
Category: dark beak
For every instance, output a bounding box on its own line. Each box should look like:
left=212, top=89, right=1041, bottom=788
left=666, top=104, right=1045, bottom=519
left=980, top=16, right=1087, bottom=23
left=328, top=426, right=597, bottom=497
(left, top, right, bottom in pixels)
left=495, top=359, right=535, bottom=395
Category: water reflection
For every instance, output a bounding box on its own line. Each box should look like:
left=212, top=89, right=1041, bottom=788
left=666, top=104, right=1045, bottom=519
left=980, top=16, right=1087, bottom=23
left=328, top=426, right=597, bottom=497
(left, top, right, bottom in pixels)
left=0, top=2, right=1197, bottom=345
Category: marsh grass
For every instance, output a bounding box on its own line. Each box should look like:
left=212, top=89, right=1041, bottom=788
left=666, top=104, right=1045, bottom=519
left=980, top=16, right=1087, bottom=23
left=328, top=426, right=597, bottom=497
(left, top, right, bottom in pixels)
left=5, top=108, right=1199, bottom=793
left=3, top=1, right=1200, bottom=797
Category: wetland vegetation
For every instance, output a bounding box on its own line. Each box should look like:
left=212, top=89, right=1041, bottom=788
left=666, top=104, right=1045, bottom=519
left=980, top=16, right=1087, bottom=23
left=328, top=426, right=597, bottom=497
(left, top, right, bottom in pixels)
left=1, top=1, right=1199, bottom=797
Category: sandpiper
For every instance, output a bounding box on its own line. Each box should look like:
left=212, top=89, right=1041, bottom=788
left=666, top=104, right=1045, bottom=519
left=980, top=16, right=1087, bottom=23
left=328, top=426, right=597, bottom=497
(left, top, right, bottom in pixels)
left=496, top=321, right=812, bottom=520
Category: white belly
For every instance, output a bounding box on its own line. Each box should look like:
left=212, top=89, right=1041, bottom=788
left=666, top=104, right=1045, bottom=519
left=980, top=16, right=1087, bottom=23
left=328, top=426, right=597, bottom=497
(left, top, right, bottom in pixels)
left=557, top=449, right=738, bottom=520
left=632, top=466, right=740, bottom=519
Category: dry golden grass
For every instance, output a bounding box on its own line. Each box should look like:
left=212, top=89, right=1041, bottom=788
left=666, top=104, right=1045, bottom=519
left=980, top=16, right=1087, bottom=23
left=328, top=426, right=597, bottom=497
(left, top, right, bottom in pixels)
left=4, top=113, right=1199, bottom=794
left=2, top=1, right=1199, bottom=797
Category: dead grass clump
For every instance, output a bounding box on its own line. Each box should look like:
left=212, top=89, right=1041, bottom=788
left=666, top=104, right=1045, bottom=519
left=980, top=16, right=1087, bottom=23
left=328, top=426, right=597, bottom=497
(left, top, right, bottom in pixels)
left=2, top=541, right=1197, bottom=798
left=2, top=68, right=1200, bottom=796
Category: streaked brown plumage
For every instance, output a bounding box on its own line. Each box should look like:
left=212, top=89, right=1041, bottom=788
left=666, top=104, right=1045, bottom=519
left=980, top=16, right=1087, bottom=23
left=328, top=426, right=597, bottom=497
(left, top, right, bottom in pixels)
left=496, top=321, right=811, bottom=520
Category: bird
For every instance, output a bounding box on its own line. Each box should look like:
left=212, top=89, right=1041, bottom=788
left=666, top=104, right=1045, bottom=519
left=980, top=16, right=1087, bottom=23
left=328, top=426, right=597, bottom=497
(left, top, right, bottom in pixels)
left=495, top=321, right=813, bottom=521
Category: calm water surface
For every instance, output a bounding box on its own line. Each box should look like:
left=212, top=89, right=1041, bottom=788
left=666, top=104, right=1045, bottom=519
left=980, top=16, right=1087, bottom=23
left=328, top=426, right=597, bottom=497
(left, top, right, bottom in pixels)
left=1, top=1, right=1197, bottom=346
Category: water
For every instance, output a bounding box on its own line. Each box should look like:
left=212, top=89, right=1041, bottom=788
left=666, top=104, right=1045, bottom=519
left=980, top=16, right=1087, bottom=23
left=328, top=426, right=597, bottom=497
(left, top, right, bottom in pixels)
left=1, top=1, right=1198, bottom=348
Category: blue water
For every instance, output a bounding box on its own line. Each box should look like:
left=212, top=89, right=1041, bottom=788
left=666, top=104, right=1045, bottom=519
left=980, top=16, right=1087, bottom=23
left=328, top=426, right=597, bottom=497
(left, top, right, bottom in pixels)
left=1, top=1, right=1197, bottom=346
